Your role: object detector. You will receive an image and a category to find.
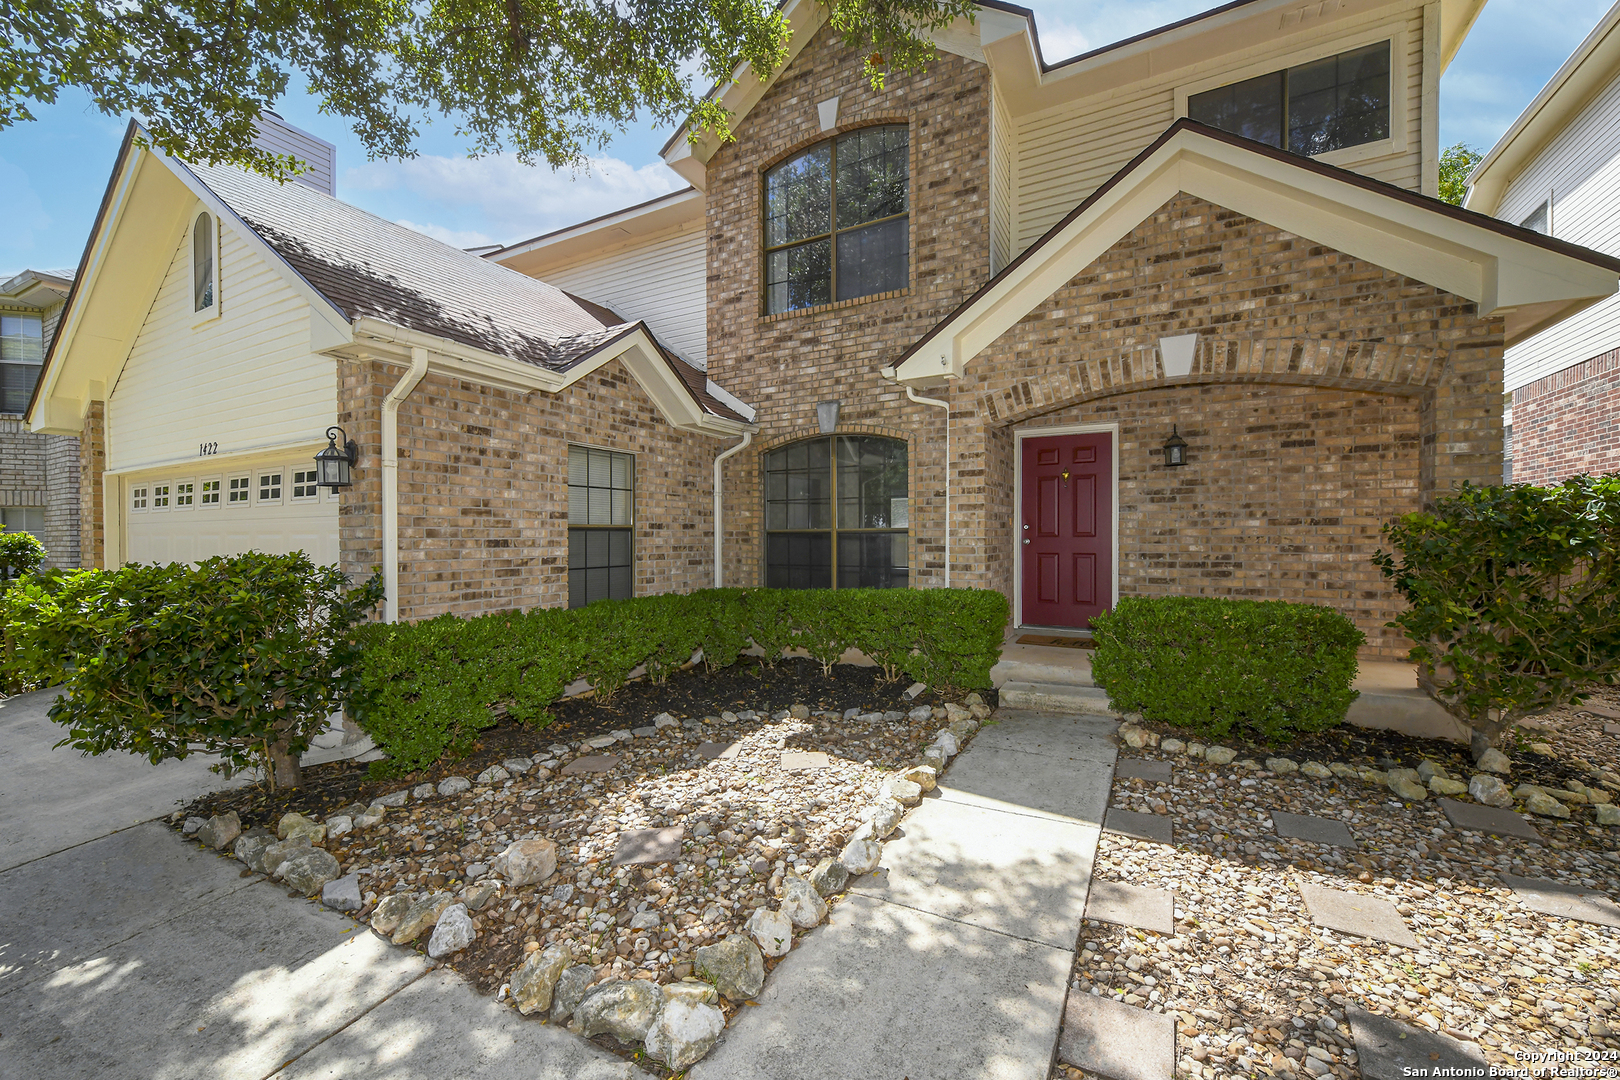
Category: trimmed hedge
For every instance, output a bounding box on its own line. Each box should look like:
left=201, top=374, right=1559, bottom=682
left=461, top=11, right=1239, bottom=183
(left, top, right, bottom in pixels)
left=351, top=586, right=1009, bottom=775
left=1089, top=596, right=1363, bottom=744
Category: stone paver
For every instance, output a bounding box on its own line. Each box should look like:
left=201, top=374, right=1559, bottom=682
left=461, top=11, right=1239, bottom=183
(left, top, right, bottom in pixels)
left=560, top=754, right=620, bottom=775
left=1116, top=758, right=1173, bottom=782
left=1057, top=992, right=1176, bottom=1080
left=779, top=751, right=829, bottom=771
left=612, top=827, right=685, bottom=866
left=1583, top=702, right=1620, bottom=720
left=694, top=741, right=736, bottom=761
left=1103, top=808, right=1173, bottom=845
left=1084, top=879, right=1176, bottom=934
left=1298, top=883, right=1418, bottom=947
left=1605, top=722, right=1620, bottom=736
left=1270, top=811, right=1357, bottom=848
left=1347, top=1005, right=1487, bottom=1080
left=1437, top=797, right=1543, bottom=840
left=1500, top=874, right=1620, bottom=928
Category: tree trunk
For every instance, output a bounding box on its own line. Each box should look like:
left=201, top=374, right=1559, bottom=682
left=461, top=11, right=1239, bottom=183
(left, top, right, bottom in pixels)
left=1469, top=727, right=1493, bottom=764
left=267, top=739, right=301, bottom=789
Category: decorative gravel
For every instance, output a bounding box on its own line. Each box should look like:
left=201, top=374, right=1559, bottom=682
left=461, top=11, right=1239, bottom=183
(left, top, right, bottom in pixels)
left=1056, top=724, right=1620, bottom=1080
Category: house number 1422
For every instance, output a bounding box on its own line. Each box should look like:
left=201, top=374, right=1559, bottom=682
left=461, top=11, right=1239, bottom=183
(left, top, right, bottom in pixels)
left=198, top=441, right=218, bottom=456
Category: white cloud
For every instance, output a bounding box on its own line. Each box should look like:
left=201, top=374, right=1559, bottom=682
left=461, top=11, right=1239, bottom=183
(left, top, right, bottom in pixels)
left=394, top=220, right=497, bottom=250
left=1037, top=18, right=1091, bottom=62
left=343, top=153, right=684, bottom=247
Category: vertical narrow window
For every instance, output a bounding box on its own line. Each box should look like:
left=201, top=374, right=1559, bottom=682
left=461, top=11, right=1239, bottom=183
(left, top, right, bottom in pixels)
left=764, top=125, right=909, bottom=314
left=0, top=313, right=43, bottom=414
left=567, top=445, right=634, bottom=607
left=1188, top=41, right=1391, bottom=156
left=193, top=211, right=216, bottom=314
left=764, top=435, right=908, bottom=589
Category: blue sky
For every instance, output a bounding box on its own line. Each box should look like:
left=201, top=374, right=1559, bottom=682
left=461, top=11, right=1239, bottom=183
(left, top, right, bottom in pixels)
left=0, top=0, right=1611, bottom=277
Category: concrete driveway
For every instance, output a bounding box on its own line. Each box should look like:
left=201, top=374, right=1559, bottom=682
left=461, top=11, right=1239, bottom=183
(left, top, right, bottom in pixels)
left=0, top=687, right=648, bottom=1080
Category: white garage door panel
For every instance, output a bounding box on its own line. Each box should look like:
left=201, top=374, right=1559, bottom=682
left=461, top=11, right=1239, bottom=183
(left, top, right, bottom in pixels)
left=126, top=498, right=339, bottom=566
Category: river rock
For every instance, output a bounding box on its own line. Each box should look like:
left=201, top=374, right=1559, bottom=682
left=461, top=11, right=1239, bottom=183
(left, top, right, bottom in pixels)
left=321, top=872, right=363, bottom=911
left=197, top=811, right=241, bottom=849
left=426, top=903, right=475, bottom=958
left=254, top=835, right=311, bottom=875
left=571, top=980, right=665, bottom=1042
left=510, top=943, right=572, bottom=1015
left=437, top=776, right=471, bottom=796
left=391, top=892, right=454, bottom=945
left=1469, top=774, right=1514, bottom=807
left=1524, top=792, right=1570, bottom=819
left=780, top=872, right=828, bottom=928
left=551, top=964, right=596, bottom=1023
left=1476, top=748, right=1512, bottom=774
left=1160, top=738, right=1186, bottom=754
left=1388, top=776, right=1429, bottom=801
left=371, top=789, right=409, bottom=808
left=808, top=857, right=848, bottom=897
left=1596, top=804, right=1620, bottom=826
left=696, top=934, right=765, bottom=1000
left=1265, top=757, right=1299, bottom=775
left=279, top=848, right=342, bottom=896
left=745, top=907, right=793, bottom=957
left=1300, top=761, right=1333, bottom=779
left=371, top=892, right=415, bottom=935
left=475, top=765, right=510, bottom=785
left=839, top=835, right=883, bottom=875
left=1429, top=776, right=1469, bottom=796
left=1204, top=746, right=1237, bottom=765
left=645, top=1002, right=725, bottom=1069
left=491, top=838, right=557, bottom=886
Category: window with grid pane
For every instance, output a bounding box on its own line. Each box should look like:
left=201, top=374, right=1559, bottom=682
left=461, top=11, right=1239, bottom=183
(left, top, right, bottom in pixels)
left=1, top=314, right=43, bottom=414
left=0, top=507, right=44, bottom=541
left=567, top=445, right=634, bottom=607
left=764, top=435, right=908, bottom=589
left=1188, top=41, right=1390, bottom=157
left=764, top=125, right=909, bottom=315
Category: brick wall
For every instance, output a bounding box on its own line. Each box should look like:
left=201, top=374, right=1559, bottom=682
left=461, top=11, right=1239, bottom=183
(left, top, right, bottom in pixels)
left=79, top=402, right=105, bottom=569
left=339, top=356, right=720, bottom=620
left=1509, top=347, right=1620, bottom=485
left=706, top=24, right=993, bottom=590
left=0, top=417, right=46, bottom=505
left=42, top=433, right=81, bottom=568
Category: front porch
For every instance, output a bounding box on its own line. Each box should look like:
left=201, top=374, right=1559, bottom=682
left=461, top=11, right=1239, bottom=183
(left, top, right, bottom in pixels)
left=991, top=628, right=1470, bottom=743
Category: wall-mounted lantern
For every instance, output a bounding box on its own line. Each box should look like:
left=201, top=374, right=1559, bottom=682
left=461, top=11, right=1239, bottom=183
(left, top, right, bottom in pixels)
left=1163, top=425, right=1189, bottom=467
left=315, top=425, right=359, bottom=489
left=817, top=400, right=841, bottom=434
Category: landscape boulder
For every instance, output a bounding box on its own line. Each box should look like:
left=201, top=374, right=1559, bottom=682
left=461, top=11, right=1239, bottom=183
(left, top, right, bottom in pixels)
left=695, top=934, right=765, bottom=1001
left=645, top=1002, right=725, bottom=1069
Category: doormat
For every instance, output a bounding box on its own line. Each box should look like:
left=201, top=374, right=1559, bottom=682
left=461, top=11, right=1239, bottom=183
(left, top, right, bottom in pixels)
left=1016, top=634, right=1095, bottom=649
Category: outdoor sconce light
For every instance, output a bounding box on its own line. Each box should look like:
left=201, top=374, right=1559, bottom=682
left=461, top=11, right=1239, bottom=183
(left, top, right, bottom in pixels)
left=315, top=426, right=359, bottom=489
left=817, top=400, right=841, bottom=434
left=1163, top=425, right=1189, bottom=467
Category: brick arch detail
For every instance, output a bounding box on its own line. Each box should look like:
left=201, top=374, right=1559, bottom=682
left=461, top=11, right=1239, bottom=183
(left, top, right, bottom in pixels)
left=978, top=337, right=1446, bottom=428
left=756, top=113, right=914, bottom=175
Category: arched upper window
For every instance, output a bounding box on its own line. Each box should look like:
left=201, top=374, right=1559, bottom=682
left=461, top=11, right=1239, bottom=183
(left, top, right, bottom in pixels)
left=192, top=211, right=217, bottom=315
left=764, top=435, right=908, bottom=589
left=763, top=125, right=909, bottom=314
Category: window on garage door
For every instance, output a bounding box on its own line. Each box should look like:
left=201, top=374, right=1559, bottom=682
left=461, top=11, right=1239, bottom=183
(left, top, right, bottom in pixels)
left=227, top=475, right=250, bottom=505
left=258, top=471, right=282, bottom=504
left=567, top=444, right=633, bottom=608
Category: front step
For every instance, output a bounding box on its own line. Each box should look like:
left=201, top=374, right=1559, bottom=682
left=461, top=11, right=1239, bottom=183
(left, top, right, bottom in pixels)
left=997, top=680, right=1117, bottom=716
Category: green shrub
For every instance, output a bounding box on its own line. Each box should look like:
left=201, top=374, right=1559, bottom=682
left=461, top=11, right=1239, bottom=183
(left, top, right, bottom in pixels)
left=28, top=553, right=383, bottom=788
left=1374, top=475, right=1620, bottom=759
left=1, top=569, right=74, bottom=694
left=0, top=528, right=46, bottom=586
left=351, top=586, right=1009, bottom=775
left=1090, top=596, right=1363, bottom=744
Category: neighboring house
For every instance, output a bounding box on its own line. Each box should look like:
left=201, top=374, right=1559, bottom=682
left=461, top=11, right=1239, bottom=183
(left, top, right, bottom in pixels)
left=1465, top=1, right=1620, bottom=484
left=1, top=269, right=80, bottom=567
left=29, top=0, right=1620, bottom=661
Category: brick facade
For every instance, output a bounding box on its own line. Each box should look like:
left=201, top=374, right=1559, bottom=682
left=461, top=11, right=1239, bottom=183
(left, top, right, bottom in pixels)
left=339, top=357, right=719, bottom=620
left=707, top=24, right=994, bottom=590
left=1, top=296, right=81, bottom=569
left=78, top=402, right=106, bottom=569
left=1508, top=347, right=1620, bottom=485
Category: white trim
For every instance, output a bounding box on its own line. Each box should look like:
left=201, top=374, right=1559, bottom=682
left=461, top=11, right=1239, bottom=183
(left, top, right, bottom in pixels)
left=1172, top=27, right=1411, bottom=169
left=1012, top=422, right=1121, bottom=631
left=198, top=475, right=222, bottom=508
left=172, top=476, right=197, bottom=510
left=226, top=473, right=252, bottom=506
left=101, top=437, right=328, bottom=478
left=256, top=468, right=284, bottom=505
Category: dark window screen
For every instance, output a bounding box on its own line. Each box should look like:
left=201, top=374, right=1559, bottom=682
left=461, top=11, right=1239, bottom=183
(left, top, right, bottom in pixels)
left=1188, top=41, right=1390, bottom=157
left=764, top=435, right=908, bottom=589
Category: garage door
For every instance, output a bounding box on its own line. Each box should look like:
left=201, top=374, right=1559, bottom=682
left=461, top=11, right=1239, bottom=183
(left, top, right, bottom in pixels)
left=124, top=460, right=340, bottom=566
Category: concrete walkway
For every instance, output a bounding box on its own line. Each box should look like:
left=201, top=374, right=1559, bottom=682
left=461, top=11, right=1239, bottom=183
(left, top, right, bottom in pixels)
left=0, top=687, right=648, bottom=1080
left=691, top=710, right=1116, bottom=1080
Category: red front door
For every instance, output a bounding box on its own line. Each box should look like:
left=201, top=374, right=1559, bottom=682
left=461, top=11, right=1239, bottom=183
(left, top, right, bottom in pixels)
left=1021, top=432, right=1113, bottom=629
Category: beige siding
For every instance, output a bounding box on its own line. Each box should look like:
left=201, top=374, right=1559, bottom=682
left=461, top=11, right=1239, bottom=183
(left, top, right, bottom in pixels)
left=106, top=216, right=336, bottom=473
left=252, top=115, right=337, bottom=197
left=1500, top=68, right=1620, bottom=390
left=535, top=222, right=709, bottom=368
left=990, top=86, right=1016, bottom=275
left=1012, top=4, right=1427, bottom=252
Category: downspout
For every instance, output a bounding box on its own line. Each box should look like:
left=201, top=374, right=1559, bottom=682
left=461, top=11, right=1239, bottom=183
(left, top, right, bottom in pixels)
left=713, top=430, right=753, bottom=587
left=382, top=347, right=430, bottom=622
left=904, top=384, right=950, bottom=588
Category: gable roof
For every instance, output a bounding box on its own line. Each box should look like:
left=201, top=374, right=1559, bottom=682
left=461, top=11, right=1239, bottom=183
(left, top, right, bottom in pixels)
left=29, top=124, right=752, bottom=437
left=1464, top=0, right=1620, bottom=216
left=891, top=119, right=1620, bottom=384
